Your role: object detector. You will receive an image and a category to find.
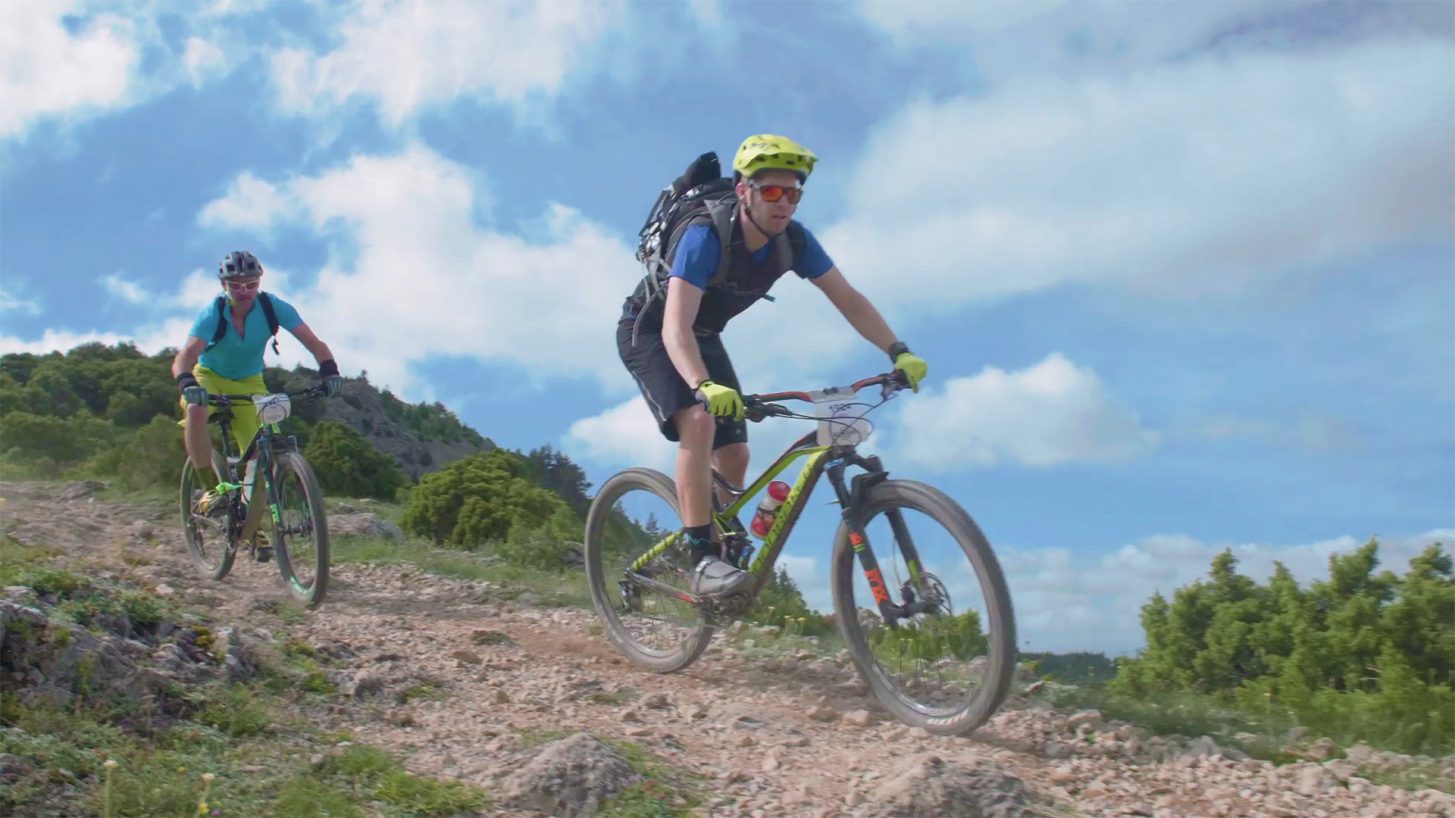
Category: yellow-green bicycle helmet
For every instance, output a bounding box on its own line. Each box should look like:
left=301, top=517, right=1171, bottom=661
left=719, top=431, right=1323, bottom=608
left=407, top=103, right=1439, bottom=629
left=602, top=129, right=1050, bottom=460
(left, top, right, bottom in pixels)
left=733, top=134, right=817, bottom=181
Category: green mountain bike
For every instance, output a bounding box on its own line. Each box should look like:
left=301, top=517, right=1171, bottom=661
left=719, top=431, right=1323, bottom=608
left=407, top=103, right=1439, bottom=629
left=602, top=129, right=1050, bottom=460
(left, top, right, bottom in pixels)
left=179, top=387, right=330, bottom=608
left=584, top=372, right=1016, bottom=735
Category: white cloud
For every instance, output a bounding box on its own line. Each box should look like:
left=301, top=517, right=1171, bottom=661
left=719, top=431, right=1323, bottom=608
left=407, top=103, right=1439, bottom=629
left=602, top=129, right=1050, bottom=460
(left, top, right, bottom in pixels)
left=0, top=1, right=267, bottom=141
left=0, top=0, right=142, bottom=138
left=821, top=37, right=1455, bottom=313
left=1187, top=411, right=1362, bottom=454
left=757, top=517, right=1455, bottom=656
left=183, top=37, right=226, bottom=87
left=198, top=172, right=297, bottom=233
left=0, top=286, right=41, bottom=315
left=198, top=144, right=639, bottom=393
left=270, top=0, right=625, bottom=125
left=101, top=273, right=149, bottom=305
left=563, top=396, right=677, bottom=474
left=855, top=1, right=1450, bottom=78
left=889, top=353, right=1157, bottom=471
left=1001, top=528, right=1455, bottom=655
left=687, top=0, right=724, bottom=29
left=0, top=328, right=130, bottom=355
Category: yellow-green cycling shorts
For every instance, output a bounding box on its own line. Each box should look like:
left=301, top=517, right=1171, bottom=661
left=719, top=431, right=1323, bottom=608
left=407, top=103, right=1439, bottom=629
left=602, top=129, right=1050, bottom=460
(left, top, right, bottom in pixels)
left=177, top=365, right=267, bottom=453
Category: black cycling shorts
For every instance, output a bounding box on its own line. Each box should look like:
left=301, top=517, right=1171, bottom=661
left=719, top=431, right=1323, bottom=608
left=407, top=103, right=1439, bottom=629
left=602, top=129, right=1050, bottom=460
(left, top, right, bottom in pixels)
left=616, top=321, right=747, bottom=448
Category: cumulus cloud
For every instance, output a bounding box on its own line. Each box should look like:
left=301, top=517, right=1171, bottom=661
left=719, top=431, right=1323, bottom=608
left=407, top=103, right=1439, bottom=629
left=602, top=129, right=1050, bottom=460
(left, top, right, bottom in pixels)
left=777, top=524, right=1455, bottom=655
left=0, top=285, right=41, bottom=315
left=0, top=328, right=130, bottom=355
left=563, top=396, right=678, bottom=473
left=887, top=354, right=1158, bottom=471
left=821, top=37, right=1455, bottom=313
left=1001, top=528, right=1455, bottom=655
left=270, top=0, right=625, bottom=125
left=1187, top=411, right=1363, bottom=454
left=198, top=172, right=298, bottom=234
left=856, top=1, right=1451, bottom=78
left=183, top=37, right=227, bottom=87
left=197, top=144, right=640, bottom=393
left=101, top=273, right=149, bottom=305
left=0, top=1, right=273, bottom=140
left=0, top=0, right=142, bottom=139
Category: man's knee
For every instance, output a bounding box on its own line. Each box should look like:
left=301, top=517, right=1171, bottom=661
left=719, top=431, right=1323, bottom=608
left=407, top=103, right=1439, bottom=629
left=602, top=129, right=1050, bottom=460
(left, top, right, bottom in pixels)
left=713, top=442, right=749, bottom=466
left=673, top=407, right=716, bottom=446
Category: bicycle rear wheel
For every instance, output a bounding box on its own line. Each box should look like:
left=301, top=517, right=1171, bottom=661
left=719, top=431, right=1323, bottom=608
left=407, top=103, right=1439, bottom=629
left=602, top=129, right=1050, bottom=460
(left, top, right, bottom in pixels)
left=832, top=479, right=1015, bottom=735
left=179, top=453, right=235, bottom=580
left=584, top=467, right=713, bottom=673
left=270, top=451, right=330, bottom=608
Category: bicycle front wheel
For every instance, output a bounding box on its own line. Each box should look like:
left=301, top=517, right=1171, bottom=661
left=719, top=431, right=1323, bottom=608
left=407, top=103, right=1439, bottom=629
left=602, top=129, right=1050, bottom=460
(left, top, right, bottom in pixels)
left=584, top=467, right=713, bottom=673
left=179, top=453, right=235, bottom=580
left=832, top=479, right=1015, bottom=735
left=270, top=451, right=330, bottom=608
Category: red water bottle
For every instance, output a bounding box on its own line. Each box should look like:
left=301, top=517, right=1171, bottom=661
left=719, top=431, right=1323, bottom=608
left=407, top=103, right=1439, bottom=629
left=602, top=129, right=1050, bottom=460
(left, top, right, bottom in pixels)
left=749, top=481, right=791, bottom=539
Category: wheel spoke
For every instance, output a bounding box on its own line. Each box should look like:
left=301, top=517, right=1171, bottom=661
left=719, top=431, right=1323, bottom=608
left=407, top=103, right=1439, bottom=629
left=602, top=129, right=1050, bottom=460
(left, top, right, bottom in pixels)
left=834, top=481, right=1015, bottom=735
left=584, top=469, right=713, bottom=673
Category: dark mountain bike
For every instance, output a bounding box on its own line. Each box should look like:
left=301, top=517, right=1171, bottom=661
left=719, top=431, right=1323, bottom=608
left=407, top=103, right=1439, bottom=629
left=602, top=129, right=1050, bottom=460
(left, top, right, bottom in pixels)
left=584, top=372, right=1016, bottom=735
left=179, top=387, right=330, bottom=608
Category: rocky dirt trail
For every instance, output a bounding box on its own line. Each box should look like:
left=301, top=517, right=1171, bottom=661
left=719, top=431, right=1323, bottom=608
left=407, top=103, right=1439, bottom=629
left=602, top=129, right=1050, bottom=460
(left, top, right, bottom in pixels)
left=3, top=480, right=1451, bottom=818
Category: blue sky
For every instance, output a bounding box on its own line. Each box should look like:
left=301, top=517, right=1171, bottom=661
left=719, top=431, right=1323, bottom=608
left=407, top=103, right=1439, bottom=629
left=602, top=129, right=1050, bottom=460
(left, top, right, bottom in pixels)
left=2, top=0, right=1452, bottom=654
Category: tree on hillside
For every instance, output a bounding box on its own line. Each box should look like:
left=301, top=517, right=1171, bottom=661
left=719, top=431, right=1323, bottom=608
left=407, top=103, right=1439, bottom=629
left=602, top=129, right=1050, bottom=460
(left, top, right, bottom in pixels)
left=522, top=445, right=592, bottom=515
left=304, top=421, right=406, bottom=500
left=1111, top=539, right=1455, bottom=754
left=401, top=449, right=575, bottom=550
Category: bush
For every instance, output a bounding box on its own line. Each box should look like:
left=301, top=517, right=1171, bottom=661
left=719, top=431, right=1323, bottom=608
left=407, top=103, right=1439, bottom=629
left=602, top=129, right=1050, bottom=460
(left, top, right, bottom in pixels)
left=0, top=411, right=115, bottom=466
left=401, top=450, right=576, bottom=551
left=495, top=507, right=582, bottom=572
left=93, top=416, right=187, bottom=490
left=304, top=421, right=406, bottom=500
left=1112, top=542, right=1455, bottom=755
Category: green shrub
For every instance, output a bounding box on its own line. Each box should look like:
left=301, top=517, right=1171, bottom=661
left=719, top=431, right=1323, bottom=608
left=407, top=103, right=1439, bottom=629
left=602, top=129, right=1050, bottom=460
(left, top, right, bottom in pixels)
left=304, top=421, right=405, bottom=500
left=401, top=450, right=576, bottom=549
left=1, top=411, right=115, bottom=465
left=92, top=416, right=187, bottom=490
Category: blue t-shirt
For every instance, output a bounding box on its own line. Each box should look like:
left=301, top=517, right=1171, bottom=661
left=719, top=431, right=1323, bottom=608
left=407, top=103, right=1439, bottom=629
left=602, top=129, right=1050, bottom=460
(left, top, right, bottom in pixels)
left=669, top=223, right=835, bottom=290
left=188, top=293, right=303, bottom=379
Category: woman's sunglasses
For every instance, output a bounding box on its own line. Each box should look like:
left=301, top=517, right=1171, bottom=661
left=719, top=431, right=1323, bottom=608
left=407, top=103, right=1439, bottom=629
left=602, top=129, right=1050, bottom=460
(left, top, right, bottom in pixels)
left=225, top=279, right=261, bottom=292
left=748, top=181, right=803, bottom=204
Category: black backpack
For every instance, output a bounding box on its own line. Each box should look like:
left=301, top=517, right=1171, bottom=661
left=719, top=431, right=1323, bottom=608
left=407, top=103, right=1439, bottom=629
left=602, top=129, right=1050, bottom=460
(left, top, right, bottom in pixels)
left=634, top=152, right=803, bottom=310
left=207, top=292, right=281, bottom=355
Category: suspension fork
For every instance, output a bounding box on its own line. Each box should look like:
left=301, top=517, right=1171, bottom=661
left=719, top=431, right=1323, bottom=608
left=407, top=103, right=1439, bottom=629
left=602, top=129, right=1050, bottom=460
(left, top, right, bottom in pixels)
left=826, top=453, right=910, bottom=626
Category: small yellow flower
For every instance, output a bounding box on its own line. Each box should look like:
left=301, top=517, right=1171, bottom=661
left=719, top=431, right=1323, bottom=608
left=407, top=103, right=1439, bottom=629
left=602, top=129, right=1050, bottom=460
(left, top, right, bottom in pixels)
left=197, top=803, right=208, bottom=815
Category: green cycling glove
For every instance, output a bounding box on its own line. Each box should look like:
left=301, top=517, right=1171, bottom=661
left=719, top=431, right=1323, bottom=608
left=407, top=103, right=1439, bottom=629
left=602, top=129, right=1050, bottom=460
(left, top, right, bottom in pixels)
left=889, top=343, right=928, bottom=392
left=696, top=379, right=745, bottom=421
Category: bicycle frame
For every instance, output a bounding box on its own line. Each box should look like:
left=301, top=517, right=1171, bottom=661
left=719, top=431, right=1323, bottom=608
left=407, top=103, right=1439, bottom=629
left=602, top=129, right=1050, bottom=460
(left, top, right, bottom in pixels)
left=624, top=373, right=933, bottom=625
left=206, top=392, right=309, bottom=549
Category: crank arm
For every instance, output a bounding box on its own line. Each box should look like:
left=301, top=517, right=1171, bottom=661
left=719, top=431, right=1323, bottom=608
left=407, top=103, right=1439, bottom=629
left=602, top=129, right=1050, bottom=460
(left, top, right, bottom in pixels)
left=623, top=571, right=703, bottom=606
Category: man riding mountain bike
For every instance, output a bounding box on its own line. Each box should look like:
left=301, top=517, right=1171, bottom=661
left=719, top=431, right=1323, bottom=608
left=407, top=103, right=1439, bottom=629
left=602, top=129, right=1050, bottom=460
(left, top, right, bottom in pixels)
left=617, top=134, right=928, bottom=597
left=170, top=250, right=343, bottom=561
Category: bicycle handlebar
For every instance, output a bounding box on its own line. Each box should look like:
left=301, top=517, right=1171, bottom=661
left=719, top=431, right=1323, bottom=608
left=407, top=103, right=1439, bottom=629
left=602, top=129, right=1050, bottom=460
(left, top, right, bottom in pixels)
left=740, top=371, right=910, bottom=423
left=207, top=386, right=327, bottom=405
